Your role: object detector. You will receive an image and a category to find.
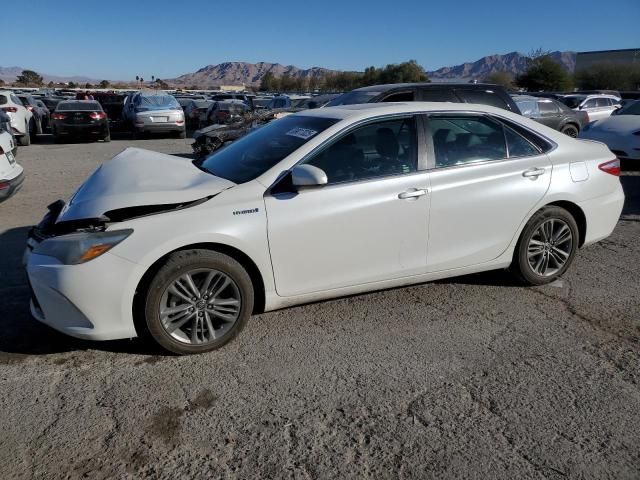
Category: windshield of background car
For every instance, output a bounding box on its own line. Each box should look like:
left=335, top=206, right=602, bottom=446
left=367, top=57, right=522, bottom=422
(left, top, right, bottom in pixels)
left=56, top=101, right=103, bottom=111
left=325, top=90, right=383, bottom=106
left=196, top=115, right=340, bottom=184
left=560, top=96, right=585, bottom=109
left=618, top=101, right=640, bottom=115
left=135, top=95, right=180, bottom=111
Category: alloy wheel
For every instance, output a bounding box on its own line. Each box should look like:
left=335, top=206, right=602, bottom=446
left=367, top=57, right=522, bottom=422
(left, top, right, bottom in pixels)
left=159, top=268, right=241, bottom=345
left=527, top=218, right=573, bottom=277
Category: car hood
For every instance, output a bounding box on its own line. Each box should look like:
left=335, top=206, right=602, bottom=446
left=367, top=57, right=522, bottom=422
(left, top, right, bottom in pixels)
left=588, top=115, right=640, bottom=134
left=56, top=147, right=234, bottom=223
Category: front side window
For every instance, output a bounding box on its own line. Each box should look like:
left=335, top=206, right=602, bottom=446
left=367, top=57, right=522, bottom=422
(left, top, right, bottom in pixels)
left=595, top=97, right=610, bottom=107
left=583, top=99, right=597, bottom=109
left=197, top=115, right=339, bottom=184
left=304, top=117, right=418, bottom=184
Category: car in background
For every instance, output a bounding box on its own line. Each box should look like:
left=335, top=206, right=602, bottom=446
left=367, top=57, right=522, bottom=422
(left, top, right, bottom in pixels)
left=0, top=110, right=12, bottom=135
left=0, top=90, right=34, bottom=146
left=210, top=93, right=255, bottom=110
left=92, top=93, right=127, bottom=132
left=266, top=95, right=310, bottom=109
left=35, top=95, right=64, bottom=115
left=185, top=99, right=213, bottom=130
left=34, top=99, right=51, bottom=130
left=513, top=95, right=587, bottom=137
left=23, top=102, right=624, bottom=354
left=18, top=94, right=48, bottom=136
left=0, top=130, right=24, bottom=203
left=579, top=100, right=640, bottom=162
left=51, top=100, right=110, bottom=143
left=297, top=94, right=341, bottom=109
left=325, top=83, right=521, bottom=112
left=559, top=94, right=621, bottom=122
left=123, top=92, right=186, bottom=138
left=206, top=100, right=249, bottom=125
left=253, top=96, right=274, bottom=110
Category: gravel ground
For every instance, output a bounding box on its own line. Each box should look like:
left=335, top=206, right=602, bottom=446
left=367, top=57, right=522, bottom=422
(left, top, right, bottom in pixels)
left=1, top=135, right=639, bottom=479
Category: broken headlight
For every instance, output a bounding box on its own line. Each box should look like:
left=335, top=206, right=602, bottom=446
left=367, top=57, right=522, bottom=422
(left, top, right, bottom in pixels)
left=32, top=229, right=133, bottom=265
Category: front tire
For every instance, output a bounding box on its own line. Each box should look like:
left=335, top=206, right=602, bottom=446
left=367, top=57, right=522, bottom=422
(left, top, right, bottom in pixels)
left=511, top=206, right=579, bottom=285
left=18, top=122, right=31, bottom=146
left=144, top=250, right=254, bottom=355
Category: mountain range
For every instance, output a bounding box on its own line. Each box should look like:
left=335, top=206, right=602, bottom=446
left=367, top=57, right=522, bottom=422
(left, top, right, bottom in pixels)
left=1, top=51, right=577, bottom=88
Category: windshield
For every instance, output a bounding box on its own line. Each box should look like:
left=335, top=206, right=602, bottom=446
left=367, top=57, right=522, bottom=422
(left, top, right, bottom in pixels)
left=559, top=96, right=585, bottom=109
left=617, top=100, right=640, bottom=115
left=325, top=90, right=383, bottom=107
left=196, top=115, right=339, bottom=183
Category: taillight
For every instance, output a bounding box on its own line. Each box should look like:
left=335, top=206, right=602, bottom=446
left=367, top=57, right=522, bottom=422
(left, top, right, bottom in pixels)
left=89, top=111, right=106, bottom=120
left=598, top=158, right=621, bottom=176
left=2, top=107, right=18, bottom=113
left=52, top=113, right=67, bottom=120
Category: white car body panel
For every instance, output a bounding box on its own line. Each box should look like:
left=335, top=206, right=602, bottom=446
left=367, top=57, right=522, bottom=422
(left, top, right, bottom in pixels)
left=24, top=102, right=625, bottom=341
left=0, top=130, right=24, bottom=202
left=578, top=115, right=640, bottom=160
left=0, top=90, right=33, bottom=137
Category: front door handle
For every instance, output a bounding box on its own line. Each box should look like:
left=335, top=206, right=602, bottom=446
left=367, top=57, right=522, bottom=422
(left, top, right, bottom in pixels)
left=522, top=167, right=546, bottom=179
left=398, top=188, right=428, bottom=200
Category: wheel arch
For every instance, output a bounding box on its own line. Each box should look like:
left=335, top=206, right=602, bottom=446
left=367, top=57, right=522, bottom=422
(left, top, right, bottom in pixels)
left=544, top=200, right=587, bottom=247
left=132, top=242, right=266, bottom=338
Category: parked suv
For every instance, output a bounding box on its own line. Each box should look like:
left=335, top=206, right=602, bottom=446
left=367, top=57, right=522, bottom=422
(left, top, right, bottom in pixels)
left=18, top=94, right=47, bottom=135
left=325, top=83, right=520, bottom=112
left=559, top=94, right=621, bottom=122
left=513, top=95, right=588, bottom=137
left=0, top=90, right=33, bottom=146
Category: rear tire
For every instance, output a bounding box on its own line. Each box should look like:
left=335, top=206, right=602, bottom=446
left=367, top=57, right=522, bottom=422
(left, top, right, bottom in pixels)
left=561, top=124, right=579, bottom=138
left=177, top=129, right=186, bottom=139
left=18, top=122, right=31, bottom=146
left=144, top=249, right=254, bottom=355
left=103, top=133, right=111, bottom=142
left=511, top=206, right=579, bottom=285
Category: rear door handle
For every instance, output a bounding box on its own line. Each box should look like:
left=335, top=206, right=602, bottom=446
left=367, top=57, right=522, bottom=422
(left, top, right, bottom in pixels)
left=398, top=188, right=428, bottom=200
left=522, top=167, right=546, bottom=178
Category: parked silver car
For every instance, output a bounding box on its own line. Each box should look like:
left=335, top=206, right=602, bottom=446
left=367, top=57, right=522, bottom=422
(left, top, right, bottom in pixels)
left=559, top=94, right=621, bottom=122
left=123, top=92, right=186, bottom=138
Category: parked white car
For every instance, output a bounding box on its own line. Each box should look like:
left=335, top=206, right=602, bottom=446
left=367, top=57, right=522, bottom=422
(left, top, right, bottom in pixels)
left=24, top=102, right=624, bottom=354
left=0, top=130, right=24, bottom=202
left=0, top=90, right=34, bottom=146
left=559, top=94, right=622, bottom=122
left=578, top=100, right=640, bottom=161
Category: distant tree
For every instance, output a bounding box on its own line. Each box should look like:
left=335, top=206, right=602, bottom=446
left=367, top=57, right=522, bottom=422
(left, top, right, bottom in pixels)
left=0, top=79, right=4, bottom=87
left=155, top=78, right=169, bottom=89
left=259, top=72, right=278, bottom=92
left=516, top=55, right=573, bottom=91
left=484, top=71, right=514, bottom=89
left=47, top=81, right=54, bottom=88
left=68, top=81, right=77, bottom=88
left=84, top=82, right=93, bottom=89
left=15, top=69, right=44, bottom=86
left=377, top=60, right=429, bottom=84
left=575, top=63, right=640, bottom=91
left=98, top=80, right=110, bottom=89
left=135, top=75, right=139, bottom=82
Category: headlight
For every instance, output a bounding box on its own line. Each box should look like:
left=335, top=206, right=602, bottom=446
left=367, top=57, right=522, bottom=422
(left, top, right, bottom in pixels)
left=33, top=229, right=133, bottom=265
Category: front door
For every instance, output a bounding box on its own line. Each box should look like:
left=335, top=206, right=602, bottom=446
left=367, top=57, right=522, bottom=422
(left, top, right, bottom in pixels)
left=265, top=116, right=430, bottom=297
left=426, top=113, right=552, bottom=272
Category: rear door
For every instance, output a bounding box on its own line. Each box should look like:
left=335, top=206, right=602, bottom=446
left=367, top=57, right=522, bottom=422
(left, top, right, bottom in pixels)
left=425, top=113, right=552, bottom=272
left=536, top=100, right=561, bottom=129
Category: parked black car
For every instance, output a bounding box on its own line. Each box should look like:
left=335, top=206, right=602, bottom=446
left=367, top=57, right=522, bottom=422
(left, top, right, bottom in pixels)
left=51, top=100, right=110, bottom=142
left=325, top=83, right=521, bottom=112
left=512, top=95, right=588, bottom=137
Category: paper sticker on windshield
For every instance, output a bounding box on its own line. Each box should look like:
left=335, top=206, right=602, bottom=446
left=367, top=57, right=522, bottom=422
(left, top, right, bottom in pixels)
left=286, top=127, right=317, bottom=140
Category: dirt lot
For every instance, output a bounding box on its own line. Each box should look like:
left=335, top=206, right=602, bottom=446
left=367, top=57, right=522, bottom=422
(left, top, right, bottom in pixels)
left=1, top=135, right=639, bottom=479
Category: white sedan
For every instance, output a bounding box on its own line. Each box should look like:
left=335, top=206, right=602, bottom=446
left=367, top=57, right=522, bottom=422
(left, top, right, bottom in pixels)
left=25, top=102, right=624, bottom=354
left=579, top=100, right=640, bottom=161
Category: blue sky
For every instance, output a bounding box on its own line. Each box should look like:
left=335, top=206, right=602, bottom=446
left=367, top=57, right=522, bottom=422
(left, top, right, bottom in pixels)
left=6, top=0, right=639, bottom=80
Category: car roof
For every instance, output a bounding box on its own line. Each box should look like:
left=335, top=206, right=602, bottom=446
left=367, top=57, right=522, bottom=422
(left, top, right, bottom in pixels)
left=352, top=82, right=502, bottom=92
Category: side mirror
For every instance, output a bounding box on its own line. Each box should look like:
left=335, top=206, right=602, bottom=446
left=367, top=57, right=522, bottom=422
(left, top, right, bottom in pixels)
left=291, top=164, right=328, bottom=187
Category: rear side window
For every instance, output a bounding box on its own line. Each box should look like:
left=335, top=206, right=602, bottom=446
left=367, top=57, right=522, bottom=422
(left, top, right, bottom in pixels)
left=516, top=100, right=539, bottom=116
left=538, top=101, right=559, bottom=114
left=419, top=88, right=458, bottom=103
left=583, top=99, right=597, bottom=108
left=0, top=95, right=7, bottom=105
left=504, top=127, right=540, bottom=158
left=595, top=98, right=610, bottom=107
left=381, top=91, right=415, bottom=102
left=456, top=89, right=510, bottom=110
left=429, top=115, right=506, bottom=167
